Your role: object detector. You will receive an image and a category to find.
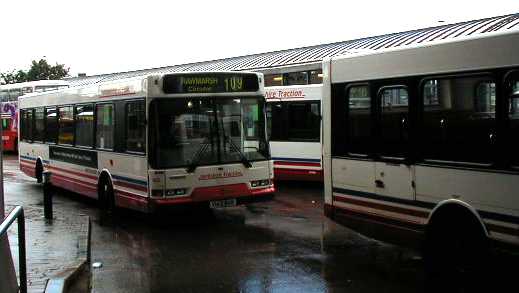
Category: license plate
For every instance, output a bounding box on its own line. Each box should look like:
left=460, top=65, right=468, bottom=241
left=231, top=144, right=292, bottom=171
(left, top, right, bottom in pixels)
left=209, top=198, right=237, bottom=209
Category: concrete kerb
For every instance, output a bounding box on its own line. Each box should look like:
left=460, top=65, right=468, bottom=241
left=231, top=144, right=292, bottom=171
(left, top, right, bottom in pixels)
left=44, top=217, right=91, bottom=293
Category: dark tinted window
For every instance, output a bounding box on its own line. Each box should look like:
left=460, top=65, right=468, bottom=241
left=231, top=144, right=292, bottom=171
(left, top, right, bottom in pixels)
left=20, top=109, right=30, bottom=141
left=421, top=76, right=496, bottom=164
left=126, top=101, right=145, bottom=153
left=508, top=78, right=519, bottom=167
left=45, top=107, right=58, bottom=143
left=286, top=102, right=320, bottom=141
left=379, top=87, right=409, bottom=158
left=75, top=104, right=94, bottom=147
left=266, top=101, right=320, bottom=142
left=96, top=104, right=114, bottom=150
left=58, top=106, right=74, bottom=145
left=266, top=102, right=283, bottom=140
left=34, top=108, right=45, bottom=142
left=26, top=109, right=34, bottom=141
left=346, top=85, right=371, bottom=155
left=284, top=72, right=308, bottom=86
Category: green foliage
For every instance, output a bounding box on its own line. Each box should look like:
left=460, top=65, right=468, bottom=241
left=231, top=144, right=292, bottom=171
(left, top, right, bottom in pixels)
left=0, top=59, right=69, bottom=84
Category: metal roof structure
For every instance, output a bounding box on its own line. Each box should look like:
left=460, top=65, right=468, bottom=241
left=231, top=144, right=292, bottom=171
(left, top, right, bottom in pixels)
left=66, top=13, right=519, bottom=87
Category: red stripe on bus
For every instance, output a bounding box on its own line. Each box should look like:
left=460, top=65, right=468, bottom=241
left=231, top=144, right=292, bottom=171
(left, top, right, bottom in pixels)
left=48, top=165, right=98, bottom=181
left=51, top=174, right=98, bottom=198
left=333, top=194, right=430, bottom=219
left=274, top=161, right=321, bottom=167
left=274, top=168, right=323, bottom=181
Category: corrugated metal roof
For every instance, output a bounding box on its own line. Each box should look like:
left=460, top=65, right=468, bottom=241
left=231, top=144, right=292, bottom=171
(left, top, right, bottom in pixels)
left=66, top=13, right=519, bottom=87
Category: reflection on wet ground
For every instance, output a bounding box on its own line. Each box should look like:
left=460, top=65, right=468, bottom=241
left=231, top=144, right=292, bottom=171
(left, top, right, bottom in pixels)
left=3, top=155, right=518, bottom=293
left=86, top=182, right=426, bottom=293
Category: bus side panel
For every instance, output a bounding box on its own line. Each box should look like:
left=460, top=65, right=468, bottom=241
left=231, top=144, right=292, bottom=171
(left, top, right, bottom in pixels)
left=97, top=152, right=148, bottom=212
left=271, top=141, right=322, bottom=181
left=19, top=142, right=49, bottom=178
left=47, top=146, right=98, bottom=199
left=415, top=165, right=519, bottom=245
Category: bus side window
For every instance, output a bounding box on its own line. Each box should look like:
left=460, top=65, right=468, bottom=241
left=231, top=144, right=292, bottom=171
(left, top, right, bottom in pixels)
left=379, top=86, right=409, bottom=159
left=508, top=78, right=519, bottom=167
left=33, top=108, right=45, bottom=142
left=75, top=104, right=94, bottom=148
left=125, top=100, right=146, bottom=153
left=286, top=102, right=320, bottom=141
left=96, top=104, right=114, bottom=150
left=266, top=102, right=283, bottom=141
left=421, top=76, right=496, bottom=164
left=20, top=109, right=26, bottom=141
left=58, top=106, right=74, bottom=145
left=346, top=84, right=371, bottom=156
left=45, top=107, right=58, bottom=144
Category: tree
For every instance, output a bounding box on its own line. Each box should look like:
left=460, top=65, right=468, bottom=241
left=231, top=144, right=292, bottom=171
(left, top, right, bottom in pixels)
left=0, top=70, right=28, bottom=84
left=0, top=58, right=69, bottom=84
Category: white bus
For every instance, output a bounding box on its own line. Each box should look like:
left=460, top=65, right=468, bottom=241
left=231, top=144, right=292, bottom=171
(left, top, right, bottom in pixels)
left=0, top=80, right=69, bottom=102
left=322, top=30, right=519, bottom=271
left=18, top=72, right=274, bottom=213
left=0, top=80, right=69, bottom=152
left=265, top=85, right=322, bottom=181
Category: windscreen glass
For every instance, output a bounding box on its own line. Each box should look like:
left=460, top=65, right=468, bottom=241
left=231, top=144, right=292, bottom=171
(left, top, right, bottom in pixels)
left=150, top=97, right=269, bottom=169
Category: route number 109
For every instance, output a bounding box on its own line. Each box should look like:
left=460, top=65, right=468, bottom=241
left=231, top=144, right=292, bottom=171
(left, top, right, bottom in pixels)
left=224, top=77, right=243, bottom=92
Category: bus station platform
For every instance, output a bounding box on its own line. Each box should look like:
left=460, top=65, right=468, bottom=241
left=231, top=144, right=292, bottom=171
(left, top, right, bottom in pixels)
left=3, top=155, right=90, bottom=293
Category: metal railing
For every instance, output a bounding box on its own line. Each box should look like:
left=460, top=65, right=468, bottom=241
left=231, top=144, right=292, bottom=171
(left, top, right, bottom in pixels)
left=0, top=206, right=27, bottom=293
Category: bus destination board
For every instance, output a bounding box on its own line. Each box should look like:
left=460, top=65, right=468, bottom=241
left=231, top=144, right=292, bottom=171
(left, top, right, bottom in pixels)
left=163, top=73, right=259, bottom=94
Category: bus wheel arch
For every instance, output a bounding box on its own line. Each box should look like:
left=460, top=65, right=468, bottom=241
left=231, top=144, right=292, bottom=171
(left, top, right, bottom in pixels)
left=98, top=170, right=115, bottom=212
left=424, top=200, right=489, bottom=276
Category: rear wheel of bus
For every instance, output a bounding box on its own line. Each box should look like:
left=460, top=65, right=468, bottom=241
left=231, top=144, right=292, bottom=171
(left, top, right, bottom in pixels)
left=424, top=207, right=489, bottom=289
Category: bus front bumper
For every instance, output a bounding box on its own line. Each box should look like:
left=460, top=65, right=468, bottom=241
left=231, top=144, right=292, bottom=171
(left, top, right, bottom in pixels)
left=148, top=185, right=275, bottom=212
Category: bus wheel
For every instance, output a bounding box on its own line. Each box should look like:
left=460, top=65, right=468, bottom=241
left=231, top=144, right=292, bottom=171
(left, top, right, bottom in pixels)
left=424, top=208, right=488, bottom=289
left=36, top=160, right=43, bottom=183
left=98, top=177, right=115, bottom=213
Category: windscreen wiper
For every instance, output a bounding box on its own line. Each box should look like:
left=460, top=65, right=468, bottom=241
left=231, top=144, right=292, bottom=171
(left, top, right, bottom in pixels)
left=224, top=135, right=252, bottom=168
left=186, top=141, right=212, bottom=173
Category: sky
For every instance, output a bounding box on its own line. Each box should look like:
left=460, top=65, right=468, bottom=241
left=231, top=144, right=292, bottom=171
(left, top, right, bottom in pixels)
left=1, top=0, right=518, bottom=77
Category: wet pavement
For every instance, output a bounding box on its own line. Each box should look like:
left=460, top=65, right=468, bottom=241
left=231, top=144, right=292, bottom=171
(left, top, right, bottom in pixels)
left=3, top=154, right=89, bottom=293
left=4, top=154, right=518, bottom=293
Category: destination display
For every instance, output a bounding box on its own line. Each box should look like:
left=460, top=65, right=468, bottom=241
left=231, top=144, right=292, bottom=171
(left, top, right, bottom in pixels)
left=163, top=73, right=259, bottom=94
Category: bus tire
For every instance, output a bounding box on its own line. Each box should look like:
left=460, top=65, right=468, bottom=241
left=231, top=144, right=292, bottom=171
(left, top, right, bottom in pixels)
left=424, top=205, right=488, bottom=287
left=98, top=176, right=115, bottom=213
left=35, top=160, right=43, bottom=183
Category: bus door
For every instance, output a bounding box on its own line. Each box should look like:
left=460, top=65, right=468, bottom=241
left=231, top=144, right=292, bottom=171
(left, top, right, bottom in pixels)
left=374, top=86, right=415, bottom=201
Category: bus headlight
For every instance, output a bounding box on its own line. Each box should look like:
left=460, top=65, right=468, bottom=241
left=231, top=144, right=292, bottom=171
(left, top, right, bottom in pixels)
left=166, top=188, right=187, bottom=196
left=251, top=179, right=271, bottom=188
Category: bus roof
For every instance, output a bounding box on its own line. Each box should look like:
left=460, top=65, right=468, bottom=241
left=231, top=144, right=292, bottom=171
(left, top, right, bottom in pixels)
left=327, top=29, right=519, bottom=84
left=0, top=80, right=69, bottom=90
